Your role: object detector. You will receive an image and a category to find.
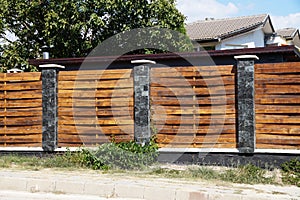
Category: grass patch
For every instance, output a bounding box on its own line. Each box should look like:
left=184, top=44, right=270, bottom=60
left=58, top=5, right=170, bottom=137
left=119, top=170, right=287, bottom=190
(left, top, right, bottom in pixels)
left=0, top=151, right=88, bottom=170
left=0, top=154, right=282, bottom=185
left=148, top=164, right=276, bottom=185
left=219, top=164, right=275, bottom=184
left=0, top=140, right=159, bottom=170
left=281, top=158, right=300, bottom=187
left=0, top=145, right=298, bottom=187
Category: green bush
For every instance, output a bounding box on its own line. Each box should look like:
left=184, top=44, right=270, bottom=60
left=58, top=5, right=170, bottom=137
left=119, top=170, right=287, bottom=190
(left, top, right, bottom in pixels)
left=281, top=158, right=300, bottom=187
left=83, top=139, right=158, bottom=170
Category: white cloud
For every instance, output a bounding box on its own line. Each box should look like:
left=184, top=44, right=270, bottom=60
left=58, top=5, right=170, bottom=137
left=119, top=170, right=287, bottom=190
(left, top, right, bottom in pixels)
left=176, top=0, right=239, bottom=23
left=271, top=13, right=300, bottom=30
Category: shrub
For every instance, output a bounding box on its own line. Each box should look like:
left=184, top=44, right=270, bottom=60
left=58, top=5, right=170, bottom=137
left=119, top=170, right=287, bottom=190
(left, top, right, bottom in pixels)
left=84, top=139, right=158, bottom=170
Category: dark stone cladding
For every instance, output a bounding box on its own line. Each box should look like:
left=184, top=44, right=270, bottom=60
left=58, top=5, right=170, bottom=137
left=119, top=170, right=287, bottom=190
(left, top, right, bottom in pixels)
left=235, top=56, right=258, bottom=154
left=40, top=64, right=64, bottom=152
left=133, top=61, right=152, bottom=145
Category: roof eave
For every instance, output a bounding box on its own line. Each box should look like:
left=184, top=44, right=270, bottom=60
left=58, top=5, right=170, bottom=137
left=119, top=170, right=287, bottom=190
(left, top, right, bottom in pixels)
left=219, top=24, right=262, bottom=40
left=293, top=29, right=300, bottom=40
left=28, top=46, right=300, bottom=67
left=194, top=38, right=220, bottom=43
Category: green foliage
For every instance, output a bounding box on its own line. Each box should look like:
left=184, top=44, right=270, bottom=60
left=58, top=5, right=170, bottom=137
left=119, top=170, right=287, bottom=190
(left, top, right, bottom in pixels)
left=0, top=140, right=158, bottom=170
left=281, top=158, right=300, bottom=187
left=91, top=139, right=159, bottom=170
left=0, top=0, right=187, bottom=71
left=79, top=148, right=108, bottom=170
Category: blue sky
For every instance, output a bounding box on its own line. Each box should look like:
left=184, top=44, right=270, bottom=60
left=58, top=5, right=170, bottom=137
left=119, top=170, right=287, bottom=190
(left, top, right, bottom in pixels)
left=176, top=0, right=300, bottom=30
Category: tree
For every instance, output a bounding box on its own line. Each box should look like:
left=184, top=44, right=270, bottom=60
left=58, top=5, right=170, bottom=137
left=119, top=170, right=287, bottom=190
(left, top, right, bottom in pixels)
left=0, top=0, right=189, bottom=72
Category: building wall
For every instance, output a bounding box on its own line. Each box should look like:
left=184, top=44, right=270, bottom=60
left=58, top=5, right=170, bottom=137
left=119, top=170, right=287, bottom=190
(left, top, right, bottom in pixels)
left=216, top=29, right=265, bottom=50
left=266, top=36, right=287, bottom=46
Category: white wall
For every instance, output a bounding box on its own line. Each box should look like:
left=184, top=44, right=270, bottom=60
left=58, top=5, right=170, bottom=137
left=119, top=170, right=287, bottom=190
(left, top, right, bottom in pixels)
left=216, top=29, right=265, bottom=50
left=266, top=35, right=288, bottom=46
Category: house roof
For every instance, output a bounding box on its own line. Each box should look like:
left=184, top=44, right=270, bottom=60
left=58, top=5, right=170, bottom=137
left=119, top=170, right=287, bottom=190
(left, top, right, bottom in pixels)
left=277, top=28, right=299, bottom=39
left=186, top=14, right=274, bottom=42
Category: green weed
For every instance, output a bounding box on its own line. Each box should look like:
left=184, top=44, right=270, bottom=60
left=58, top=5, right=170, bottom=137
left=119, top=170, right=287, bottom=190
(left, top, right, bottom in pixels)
left=281, top=158, right=300, bottom=187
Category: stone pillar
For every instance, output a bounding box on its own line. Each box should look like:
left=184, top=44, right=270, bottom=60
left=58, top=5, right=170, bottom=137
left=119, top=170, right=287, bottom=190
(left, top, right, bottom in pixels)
left=234, top=55, right=259, bottom=154
left=131, top=60, right=156, bottom=145
left=39, top=64, right=65, bottom=152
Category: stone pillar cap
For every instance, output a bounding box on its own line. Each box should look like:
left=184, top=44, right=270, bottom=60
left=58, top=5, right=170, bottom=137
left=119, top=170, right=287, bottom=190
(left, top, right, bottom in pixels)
left=131, top=59, right=156, bottom=64
left=39, top=64, right=65, bottom=69
left=234, top=55, right=259, bottom=60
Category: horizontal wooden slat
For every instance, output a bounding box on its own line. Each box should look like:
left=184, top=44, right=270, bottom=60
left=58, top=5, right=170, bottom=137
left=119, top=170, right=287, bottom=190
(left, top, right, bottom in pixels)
left=256, top=97, right=300, bottom=104
left=0, top=143, right=41, bottom=147
left=152, top=105, right=235, bottom=115
left=156, top=135, right=236, bottom=144
left=0, top=82, right=42, bottom=90
left=58, top=119, right=133, bottom=126
left=151, top=76, right=235, bottom=87
left=0, top=126, right=41, bottom=134
left=0, top=135, right=42, bottom=143
left=0, top=110, right=42, bottom=117
left=0, top=91, right=42, bottom=99
left=157, top=124, right=235, bottom=134
left=59, top=79, right=133, bottom=89
left=59, top=69, right=132, bottom=75
left=151, top=88, right=234, bottom=97
left=256, top=105, right=300, bottom=114
left=256, top=127, right=300, bottom=135
left=0, top=99, right=42, bottom=108
left=256, top=85, right=300, bottom=94
left=256, top=115, right=300, bottom=124
left=256, top=138, right=300, bottom=145
left=158, top=143, right=236, bottom=148
left=1, top=117, right=42, bottom=126
left=58, top=69, right=133, bottom=81
left=58, top=125, right=133, bottom=134
left=1, top=72, right=41, bottom=81
left=255, top=62, right=300, bottom=74
left=256, top=144, right=300, bottom=149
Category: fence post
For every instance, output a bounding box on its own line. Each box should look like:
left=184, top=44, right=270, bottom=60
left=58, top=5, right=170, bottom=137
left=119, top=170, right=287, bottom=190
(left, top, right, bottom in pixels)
left=39, top=64, right=65, bottom=152
left=131, top=60, right=156, bottom=145
left=234, top=55, right=259, bottom=154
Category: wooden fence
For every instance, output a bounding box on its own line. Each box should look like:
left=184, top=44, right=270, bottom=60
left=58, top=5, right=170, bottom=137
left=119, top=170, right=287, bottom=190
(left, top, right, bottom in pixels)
left=255, top=62, right=300, bottom=149
left=0, top=72, right=42, bottom=147
left=58, top=69, right=134, bottom=147
left=0, top=62, right=300, bottom=150
left=151, top=66, right=236, bottom=148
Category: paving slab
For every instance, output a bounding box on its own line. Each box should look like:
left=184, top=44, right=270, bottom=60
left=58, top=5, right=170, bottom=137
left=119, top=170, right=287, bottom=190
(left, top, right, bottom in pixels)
left=0, top=190, right=141, bottom=200
left=0, top=169, right=299, bottom=200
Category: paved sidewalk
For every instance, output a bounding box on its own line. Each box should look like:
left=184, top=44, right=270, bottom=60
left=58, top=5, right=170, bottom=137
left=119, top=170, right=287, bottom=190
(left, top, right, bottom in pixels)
left=0, top=169, right=299, bottom=200
left=0, top=190, right=140, bottom=200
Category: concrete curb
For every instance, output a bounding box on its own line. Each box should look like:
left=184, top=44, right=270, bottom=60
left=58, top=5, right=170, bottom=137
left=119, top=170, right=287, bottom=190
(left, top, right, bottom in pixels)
left=0, top=170, right=299, bottom=200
